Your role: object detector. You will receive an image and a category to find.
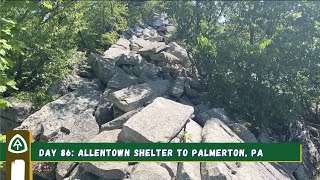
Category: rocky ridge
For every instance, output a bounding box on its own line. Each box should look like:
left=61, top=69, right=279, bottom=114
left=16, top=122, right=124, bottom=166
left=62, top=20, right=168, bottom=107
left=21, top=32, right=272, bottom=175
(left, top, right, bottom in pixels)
left=0, top=13, right=319, bottom=180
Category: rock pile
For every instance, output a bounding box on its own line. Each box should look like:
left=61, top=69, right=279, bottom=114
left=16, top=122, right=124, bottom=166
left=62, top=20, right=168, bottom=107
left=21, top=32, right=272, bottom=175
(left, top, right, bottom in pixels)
left=0, top=13, right=316, bottom=179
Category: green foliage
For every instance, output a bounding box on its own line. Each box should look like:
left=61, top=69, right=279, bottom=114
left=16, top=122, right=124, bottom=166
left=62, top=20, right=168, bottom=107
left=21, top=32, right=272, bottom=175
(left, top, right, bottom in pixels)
left=0, top=16, right=19, bottom=109
left=13, top=91, right=60, bottom=111
left=181, top=131, right=193, bottom=142
left=156, top=1, right=320, bottom=127
left=0, top=1, right=319, bottom=128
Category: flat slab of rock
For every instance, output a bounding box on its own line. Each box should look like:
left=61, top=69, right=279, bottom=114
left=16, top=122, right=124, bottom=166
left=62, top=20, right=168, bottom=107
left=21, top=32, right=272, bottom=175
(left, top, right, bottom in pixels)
left=90, top=129, right=121, bottom=143
left=17, top=86, right=102, bottom=142
left=201, top=118, right=292, bottom=180
left=100, top=108, right=142, bottom=131
left=129, top=162, right=171, bottom=180
left=118, top=97, right=194, bottom=142
left=89, top=53, right=124, bottom=85
left=102, top=47, right=130, bottom=60
left=108, top=80, right=170, bottom=112
left=107, top=72, right=138, bottom=90
left=115, top=38, right=131, bottom=49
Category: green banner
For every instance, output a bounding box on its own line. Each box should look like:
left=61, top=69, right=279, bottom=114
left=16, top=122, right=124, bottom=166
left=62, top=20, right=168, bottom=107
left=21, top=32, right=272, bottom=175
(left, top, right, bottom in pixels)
left=0, top=143, right=301, bottom=162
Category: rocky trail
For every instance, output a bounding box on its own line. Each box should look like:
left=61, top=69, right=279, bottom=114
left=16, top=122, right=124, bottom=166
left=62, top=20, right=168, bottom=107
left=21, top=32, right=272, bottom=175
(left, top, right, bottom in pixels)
left=1, top=13, right=319, bottom=180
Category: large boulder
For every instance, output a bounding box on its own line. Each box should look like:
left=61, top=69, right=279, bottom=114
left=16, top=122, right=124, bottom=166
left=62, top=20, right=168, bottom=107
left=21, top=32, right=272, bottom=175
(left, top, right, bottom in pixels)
left=102, top=45, right=130, bottom=60
left=107, top=73, right=138, bottom=90
left=115, top=38, right=131, bottom=50
left=195, top=108, right=234, bottom=127
left=91, top=129, right=121, bottom=143
left=94, top=89, right=114, bottom=126
left=150, top=52, right=180, bottom=64
left=201, top=118, right=293, bottom=180
left=129, top=163, right=171, bottom=180
left=108, top=80, right=170, bottom=112
left=281, top=120, right=320, bottom=179
left=135, top=39, right=167, bottom=57
left=132, top=61, right=159, bottom=77
left=16, top=86, right=102, bottom=142
left=142, top=27, right=163, bottom=42
left=48, top=74, right=105, bottom=96
left=229, top=123, right=258, bottom=142
left=0, top=98, right=33, bottom=132
left=166, top=42, right=191, bottom=68
left=88, top=53, right=124, bottom=85
left=100, top=108, right=142, bottom=131
left=80, top=129, right=130, bottom=179
left=118, top=97, right=194, bottom=142
left=115, top=54, right=143, bottom=67
left=81, top=162, right=130, bottom=180
left=176, top=120, right=202, bottom=180
left=170, top=77, right=185, bottom=98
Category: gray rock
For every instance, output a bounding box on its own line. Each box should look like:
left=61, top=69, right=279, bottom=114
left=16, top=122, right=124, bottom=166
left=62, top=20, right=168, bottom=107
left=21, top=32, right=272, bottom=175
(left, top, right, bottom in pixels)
left=132, top=61, right=159, bottom=77
left=113, top=106, right=125, bottom=119
left=89, top=53, right=124, bottom=85
left=122, top=65, right=135, bottom=75
left=56, top=162, right=78, bottom=180
left=100, top=108, right=142, bottom=131
left=156, top=61, right=168, bottom=67
left=179, top=96, right=199, bottom=115
left=133, top=24, right=144, bottom=34
left=81, top=162, right=130, bottom=180
left=178, top=119, right=202, bottom=143
left=286, top=120, right=320, bottom=179
left=150, top=52, right=180, bottom=64
left=108, top=80, right=170, bottom=112
left=195, top=108, right=234, bottom=127
left=115, top=54, right=143, bottom=67
left=16, top=86, right=101, bottom=142
left=185, top=84, right=201, bottom=99
left=158, top=162, right=178, bottom=178
left=0, top=116, right=22, bottom=133
left=90, top=129, right=121, bottom=143
left=194, top=112, right=211, bottom=127
left=115, top=38, right=131, bottom=50
left=94, top=90, right=114, bottom=126
left=189, top=79, right=204, bottom=91
left=177, top=162, right=201, bottom=180
left=161, top=72, right=173, bottom=81
left=118, top=97, right=194, bottom=142
left=142, top=28, right=163, bottom=42
left=70, top=172, right=98, bottom=180
left=102, top=46, right=130, bottom=60
left=201, top=119, right=292, bottom=180
left=170, top=77, right=185, bottom=98
left=190, top=97, right=202, bottom=105
left=196, top=103, right=209, bottom=113
left=107, top=73, right=138, bottom=90
left=129, top=163, right=171, bottom=180
left=229, top=123, right=258, bottom=142
left=166, top=42, right=191, bottom=68
left=136, top=40, right=166, bottom=58
left=137, top=71, right=159, bottom=83
left=293, top=165, right=310, bottom=180
left=0, top=98, right=33, bottom=127
left=132, top=38, right=165, bottom=52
